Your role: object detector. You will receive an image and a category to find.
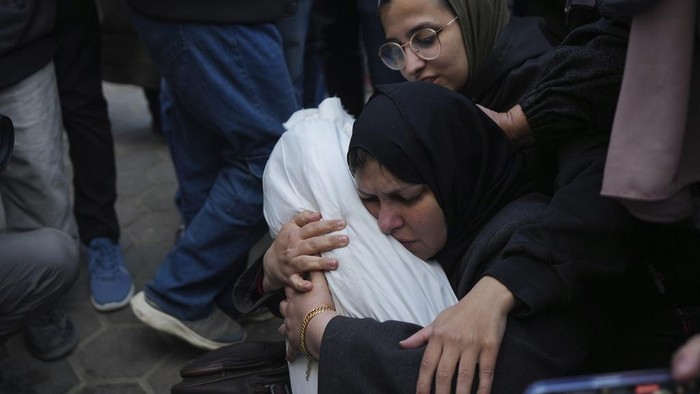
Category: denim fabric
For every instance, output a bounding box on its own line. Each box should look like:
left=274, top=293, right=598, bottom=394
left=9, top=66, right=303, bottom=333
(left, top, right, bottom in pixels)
left=132, top=14, right=298, bottom=320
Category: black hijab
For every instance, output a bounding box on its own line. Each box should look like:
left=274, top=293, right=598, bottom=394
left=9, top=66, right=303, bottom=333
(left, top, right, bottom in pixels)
left=349, top=82, right=527, bottom=279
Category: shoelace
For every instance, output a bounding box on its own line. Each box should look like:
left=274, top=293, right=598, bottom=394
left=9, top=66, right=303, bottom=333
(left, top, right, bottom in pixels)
left=91, top=241, right=122, bottom=276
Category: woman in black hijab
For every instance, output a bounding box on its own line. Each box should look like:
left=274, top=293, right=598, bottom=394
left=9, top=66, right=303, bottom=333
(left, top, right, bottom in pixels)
left=347, top=81, right=527, bottom=281
left=278, top=82, right=608, bottom=394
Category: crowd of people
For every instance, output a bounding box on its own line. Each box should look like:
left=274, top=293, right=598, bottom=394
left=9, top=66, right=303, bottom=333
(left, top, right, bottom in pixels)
left=0, top=0, right=698, bottom=392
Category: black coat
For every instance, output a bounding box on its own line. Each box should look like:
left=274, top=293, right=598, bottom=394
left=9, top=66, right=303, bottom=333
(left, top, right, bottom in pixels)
left=126, top=0, right=297, bottom=24
left=0, top=1, right=57, bottom=88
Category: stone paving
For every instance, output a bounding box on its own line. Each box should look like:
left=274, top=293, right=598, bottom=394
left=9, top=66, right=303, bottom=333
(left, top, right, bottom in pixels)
left=0, top=83, right=280, bottom=394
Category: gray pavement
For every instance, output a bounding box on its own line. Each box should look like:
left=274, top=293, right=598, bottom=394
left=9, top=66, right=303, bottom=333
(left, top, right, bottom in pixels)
left=0, top=82, right=281, bottom=394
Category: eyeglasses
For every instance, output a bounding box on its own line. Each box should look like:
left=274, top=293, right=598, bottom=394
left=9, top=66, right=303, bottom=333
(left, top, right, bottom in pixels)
left=378, top=16, right=459, bottom=71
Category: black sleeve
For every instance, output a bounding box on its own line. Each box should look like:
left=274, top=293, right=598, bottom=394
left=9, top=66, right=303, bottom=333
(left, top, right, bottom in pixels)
left=484, top=137, right=640, bottom=315
left=318, top=316, right=425, bottom=393
left=519, top=17, right=629, bottom=148
left=318, top=312, right=591, bottom=394
left=232, top=254, right=284, bottom=317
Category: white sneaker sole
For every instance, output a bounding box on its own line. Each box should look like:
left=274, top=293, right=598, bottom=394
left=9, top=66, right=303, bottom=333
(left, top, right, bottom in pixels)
left=130, top=291, right=241, bottom=351
left=91, top=284, right=135, bottom=312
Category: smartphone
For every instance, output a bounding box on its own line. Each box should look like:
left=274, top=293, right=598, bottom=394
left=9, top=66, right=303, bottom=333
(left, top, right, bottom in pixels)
left=524, top=369, right=700, bottom=394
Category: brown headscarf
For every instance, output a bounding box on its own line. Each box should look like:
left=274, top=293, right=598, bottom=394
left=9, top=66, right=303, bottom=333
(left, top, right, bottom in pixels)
left=378, top=0, right=509, bottom=78
left=445, top=0, right=510, bottom=79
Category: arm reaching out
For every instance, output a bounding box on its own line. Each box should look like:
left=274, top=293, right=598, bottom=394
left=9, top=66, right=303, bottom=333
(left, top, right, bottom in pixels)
left=401, top=276, right=515, bottom=394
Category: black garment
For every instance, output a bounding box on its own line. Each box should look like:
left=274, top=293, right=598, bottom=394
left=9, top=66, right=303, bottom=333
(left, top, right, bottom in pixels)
left=464, top=16, right=554, bottom=112
left=312, top=0, right=405, bottom=117
left=0, top=1, right=56, bottom=89
left=126, top=0, right=297, bottom=23
left=319, top=194, right=596, bottom=394
left=55, top=0, right=120, bottom=244
left=350, top=82, right=529, bottom=277
left=519, top=16, right=629, bottom=148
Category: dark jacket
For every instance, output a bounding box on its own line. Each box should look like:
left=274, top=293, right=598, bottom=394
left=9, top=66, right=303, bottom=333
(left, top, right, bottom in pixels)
left=126, top=0, right=297, bottom=24
left=318, top=194, right=604, bottom=393
left=0, top=1, right=56, bottom=89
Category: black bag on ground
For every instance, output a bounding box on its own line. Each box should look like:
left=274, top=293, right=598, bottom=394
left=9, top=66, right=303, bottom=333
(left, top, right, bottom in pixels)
left=171, top=340, right=291, bottom=394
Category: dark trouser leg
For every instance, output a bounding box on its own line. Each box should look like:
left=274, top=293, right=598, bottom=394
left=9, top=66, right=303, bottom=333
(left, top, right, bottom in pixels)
left=55, top=0, right=120, bottom=244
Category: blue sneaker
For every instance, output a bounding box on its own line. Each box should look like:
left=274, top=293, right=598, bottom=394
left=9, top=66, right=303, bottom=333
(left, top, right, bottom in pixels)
left=86, top=237, right=134, bottom=312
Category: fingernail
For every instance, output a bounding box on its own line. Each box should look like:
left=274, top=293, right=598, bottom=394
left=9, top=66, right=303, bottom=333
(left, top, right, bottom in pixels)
left=337, top=235, right=349, bottom=244
left=333, top=220, right=346, bottom=229
left=327, top=260, right=338, bottom=269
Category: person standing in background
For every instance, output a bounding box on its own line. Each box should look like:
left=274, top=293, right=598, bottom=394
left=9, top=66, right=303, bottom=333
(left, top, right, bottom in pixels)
left=127, top=0, right=300, bottom=350
left=55, top=0, right=134, bottom=313
left=0, top=0, right=80, bottom=361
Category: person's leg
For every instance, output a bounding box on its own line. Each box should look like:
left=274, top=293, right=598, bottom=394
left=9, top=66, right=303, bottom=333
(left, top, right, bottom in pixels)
left=314, top=0, right=365, bottom=116
left=130, top=15, right=297, bottom=348
left=356, top=0, right=406, bottom=86
left=0, top=229, right=78, bottom=339
left=0, top=62, right=76, bottom=237
left=55, top=0, right=119, bottom=245
left=0, top=229, right=79, bottom=361
left=54, top=0, right=133, bottom=312
left=303, top=9, right=327, bottom=107
left=274, top=0, right=314, bottom=107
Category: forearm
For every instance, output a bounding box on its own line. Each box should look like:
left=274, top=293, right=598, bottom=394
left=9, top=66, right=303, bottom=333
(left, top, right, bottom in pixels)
left=487, top=145, right=639, bottom=313
left=519, top=18, right=628, bottom=148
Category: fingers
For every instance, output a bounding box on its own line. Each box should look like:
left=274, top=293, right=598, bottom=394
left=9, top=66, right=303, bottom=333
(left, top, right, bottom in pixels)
left=293, top=210, right=322, bottom=227
left=673, top=335, right=700, bottom=381
left=400, top=326, right=432, bottom=349
left=434, top=347, right=463, bottom=394
left=288, top=272, right=313, bottom=292
left=416, top=341, right=442, bottom=394
left=455, top=353, right=478, bottom=394
left=285, top=340, right=298, bottom=362
left=279, top=299, right=288, bottom=317
left=296, top=223, right=349, bottom=256
left=474, top=350, right=497, bottom=394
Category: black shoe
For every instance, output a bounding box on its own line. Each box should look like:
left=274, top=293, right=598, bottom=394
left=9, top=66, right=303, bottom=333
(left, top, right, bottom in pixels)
left=23, top=306, right=78, bottom=361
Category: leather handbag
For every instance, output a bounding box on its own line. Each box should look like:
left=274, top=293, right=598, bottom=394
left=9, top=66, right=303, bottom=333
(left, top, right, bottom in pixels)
left=171, top=340, right=291, bottom=394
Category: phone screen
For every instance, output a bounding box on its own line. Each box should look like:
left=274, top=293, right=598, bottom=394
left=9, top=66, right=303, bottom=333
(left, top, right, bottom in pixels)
left=524, top=369, right=699, bottom=394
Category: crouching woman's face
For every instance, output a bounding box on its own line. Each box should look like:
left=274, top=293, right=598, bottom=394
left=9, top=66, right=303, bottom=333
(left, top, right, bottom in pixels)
left=352, top=153, right=447, bottom=261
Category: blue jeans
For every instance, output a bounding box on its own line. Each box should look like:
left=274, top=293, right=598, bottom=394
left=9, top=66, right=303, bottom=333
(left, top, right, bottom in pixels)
left=132, top=14, right=298, bottom=320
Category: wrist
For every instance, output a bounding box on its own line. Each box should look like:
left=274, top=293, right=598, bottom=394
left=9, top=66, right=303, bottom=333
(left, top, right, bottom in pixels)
left=305, top=310, right=337, bottom=359
left=477, top=276, right=516, bottom=314
left=502, top=105, right=531, bottom=141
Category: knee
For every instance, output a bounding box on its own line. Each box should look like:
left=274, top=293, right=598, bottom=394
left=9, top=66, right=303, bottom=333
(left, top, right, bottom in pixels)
left=30, top=228, right=79, bottom=291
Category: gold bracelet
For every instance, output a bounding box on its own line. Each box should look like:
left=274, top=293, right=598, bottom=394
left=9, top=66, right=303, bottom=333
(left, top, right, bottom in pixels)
left=299, top=305, right=336, bottom=381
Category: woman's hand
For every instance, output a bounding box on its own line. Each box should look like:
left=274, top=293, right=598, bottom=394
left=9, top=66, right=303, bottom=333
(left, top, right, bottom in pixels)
left=672, top=334, right=700, bottom=381
left=279, top=271, right=338, bottom=361
left=400, top=276, right=515, bottom=394
left=477, top=104, right=531, bottom=141
left=262, top=210, right=349, bottom=293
